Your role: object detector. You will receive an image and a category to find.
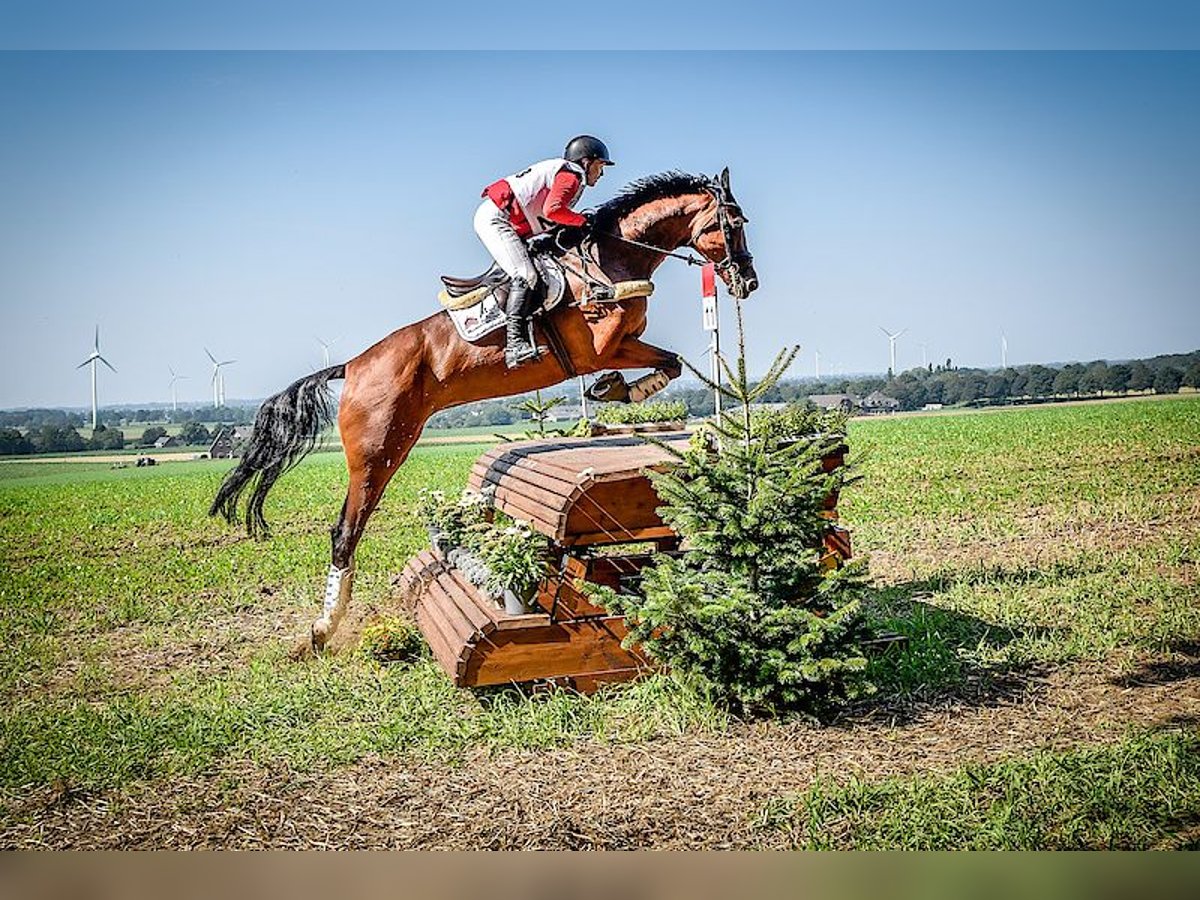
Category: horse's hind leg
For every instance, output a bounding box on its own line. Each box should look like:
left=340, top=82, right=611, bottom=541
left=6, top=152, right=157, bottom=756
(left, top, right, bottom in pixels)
left=309, top=436, right=416, bottom=652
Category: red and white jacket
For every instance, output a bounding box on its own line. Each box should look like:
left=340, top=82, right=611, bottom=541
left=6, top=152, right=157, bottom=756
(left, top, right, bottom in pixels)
left=482, top=157, right=587, bottom=238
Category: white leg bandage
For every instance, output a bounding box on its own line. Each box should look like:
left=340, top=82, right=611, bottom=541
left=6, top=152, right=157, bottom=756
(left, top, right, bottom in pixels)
left=321, top=564, right=354, bottom=619
left=628, top=370, right=670, bottom=403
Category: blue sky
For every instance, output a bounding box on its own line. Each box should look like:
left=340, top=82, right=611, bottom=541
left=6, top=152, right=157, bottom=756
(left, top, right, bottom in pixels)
left=2, top=47, right=1199, bottom=408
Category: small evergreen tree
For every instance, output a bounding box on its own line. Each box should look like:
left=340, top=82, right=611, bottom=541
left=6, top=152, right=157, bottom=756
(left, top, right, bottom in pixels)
left=589, top=302, right=872, bottom=716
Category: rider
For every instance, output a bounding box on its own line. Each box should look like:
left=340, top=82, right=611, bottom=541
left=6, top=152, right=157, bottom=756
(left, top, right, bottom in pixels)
left=475, top=135, right=614, bottom=368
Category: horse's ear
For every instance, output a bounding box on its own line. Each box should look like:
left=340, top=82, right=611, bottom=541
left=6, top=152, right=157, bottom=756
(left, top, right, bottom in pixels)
left=719, top=166, right=731, bottom=191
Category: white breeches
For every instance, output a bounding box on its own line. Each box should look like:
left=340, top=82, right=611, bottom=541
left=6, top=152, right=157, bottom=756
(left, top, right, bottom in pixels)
left=474, top=199, right=538, bottom=285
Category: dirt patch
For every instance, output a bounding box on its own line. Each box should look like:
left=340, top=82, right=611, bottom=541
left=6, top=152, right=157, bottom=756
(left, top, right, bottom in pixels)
left=5, top=653, right=1197, bottom=849
left=40, top=601, right=312, bottom=697
left=865, top=511, right=1200, bottom=586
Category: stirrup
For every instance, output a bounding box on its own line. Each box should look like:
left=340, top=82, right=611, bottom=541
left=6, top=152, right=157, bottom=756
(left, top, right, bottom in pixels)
left=505, top=342, right=543, bottom=369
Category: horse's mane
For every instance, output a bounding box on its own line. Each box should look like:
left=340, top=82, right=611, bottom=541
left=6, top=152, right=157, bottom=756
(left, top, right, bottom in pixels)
left=592, top=171, right=713, bottom=231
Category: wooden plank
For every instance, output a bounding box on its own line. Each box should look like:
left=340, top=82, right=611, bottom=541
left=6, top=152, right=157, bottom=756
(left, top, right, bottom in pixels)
left=543, top=577, right=608, bottom=618
left=483, top=472, right=577, bottom=511
left=424, top=577, right=481, bottom=648
left=471, top=448, right=587, bottom=486
left=562, top=555, right=589, bottom=581
left=439, top=569, right=497, bottom=635
left=471, top=459, right=578, bottom=496
left=491, top=502, right=563, bottom=543
left=565, top=479, right=667, bottom=539
left=399, top=551, right=445, bottom=594
left=487, top=490, right=564, bottom=535
left=561, top=525, right=677, bottom=547
left=415, top=599, right=467, bottom=679
left=442, top=567, right=502, bottom=628
left=463, top=615, right=649, bottom=687
left=439, top=565, right=551, bottom=631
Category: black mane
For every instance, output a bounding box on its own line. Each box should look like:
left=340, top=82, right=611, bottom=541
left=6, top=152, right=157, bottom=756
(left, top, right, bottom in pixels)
left=592, top=171, right=713, bottom=231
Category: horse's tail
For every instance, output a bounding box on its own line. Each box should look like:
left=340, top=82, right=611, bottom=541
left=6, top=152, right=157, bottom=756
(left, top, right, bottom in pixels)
left=209, top=364, right=345, bottom=539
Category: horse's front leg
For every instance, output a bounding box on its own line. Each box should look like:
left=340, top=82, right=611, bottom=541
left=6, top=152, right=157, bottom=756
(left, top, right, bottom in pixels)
left=588, top=336, right=683, bottom=403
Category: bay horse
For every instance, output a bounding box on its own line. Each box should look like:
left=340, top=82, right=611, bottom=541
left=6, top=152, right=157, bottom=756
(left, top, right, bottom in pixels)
left=210, top=168, right=758, bottom=651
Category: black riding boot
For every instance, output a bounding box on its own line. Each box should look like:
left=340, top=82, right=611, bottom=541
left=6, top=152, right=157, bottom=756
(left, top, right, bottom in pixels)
left=504, top=277, right=540, bottom=369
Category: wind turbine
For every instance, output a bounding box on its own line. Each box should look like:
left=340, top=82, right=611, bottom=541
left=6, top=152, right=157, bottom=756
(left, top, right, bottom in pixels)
left=168, top=366, right=188, bottom=412
left=205, top=348, right=236, bottom=409
left=76, top=326, right=116, bottom=430
left=918, top=342, right=929, bottom=368
left=814, top=349, right=821, bottom=380
left=316, top=335, right=341, bottom=368
left=1001, top=333, right=1009, bottom=369
left=879, top=326, right=907, bottom=376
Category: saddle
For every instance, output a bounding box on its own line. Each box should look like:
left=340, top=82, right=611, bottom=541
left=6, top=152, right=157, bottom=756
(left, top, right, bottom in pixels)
left=437, top=254, right=569, bottom=343
left=437, top=246, right=656, bottom=345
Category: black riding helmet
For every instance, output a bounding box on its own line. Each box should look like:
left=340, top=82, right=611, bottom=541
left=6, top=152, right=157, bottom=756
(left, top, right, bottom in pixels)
left=564, top=135, right=614, bottom=166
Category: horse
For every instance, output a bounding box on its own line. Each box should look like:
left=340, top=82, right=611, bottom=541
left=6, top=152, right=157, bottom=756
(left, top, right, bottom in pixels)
left=210, top=167, right=758, bottom=652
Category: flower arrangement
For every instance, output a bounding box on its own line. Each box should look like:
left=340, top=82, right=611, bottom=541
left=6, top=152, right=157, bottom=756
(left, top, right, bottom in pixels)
left=475, top=518, right=549, bottom=603
left=417, top=488, right=489, bottom=551
left=416, top=488, right=549, bottom=613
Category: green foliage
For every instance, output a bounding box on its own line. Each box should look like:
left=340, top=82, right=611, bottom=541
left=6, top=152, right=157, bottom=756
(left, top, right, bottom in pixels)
left=89, top=425, right=125, bottom=451
left=591, top=304, right=872, bottom=715
left=359, top=615, right=426, bottom=664
left=178, top=422, right=211, bottom=445
left=763, top=729, right=1200, bottom=850
left=0, top=427, right=34, bottom=456
left=415, top=489, right=548, bottom=597
left=138, top=426, right=167, bottom=447
left=509, top=390, right=572, bottom=438
left=596, top=399, right=689, bottom=425
left=29, top=425, right=86, bottom=453
left=415, top=488, right=489, bottom=548
left=497, top=390, right=589, bottom=441
left=474, top=517, right=550, bottom=598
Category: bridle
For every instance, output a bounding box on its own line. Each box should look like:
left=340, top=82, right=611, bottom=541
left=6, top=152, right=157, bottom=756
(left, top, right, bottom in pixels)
left=585, top=175, right=754, bottom=287
left=697, top=179, right=754, bottom=289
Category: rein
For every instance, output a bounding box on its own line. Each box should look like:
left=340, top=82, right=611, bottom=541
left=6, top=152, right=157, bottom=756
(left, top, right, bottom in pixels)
left=594, top=231, right=709, bottom=267
left=592, top=179, right=752, bottom=277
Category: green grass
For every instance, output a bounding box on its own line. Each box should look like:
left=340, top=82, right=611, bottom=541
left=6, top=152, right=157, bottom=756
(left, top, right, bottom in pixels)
left=846, top=396, right=1200, bottom=693
left=1, top=396, right=1198, bottom=821
left=758, top=728, right=1200, bottom=849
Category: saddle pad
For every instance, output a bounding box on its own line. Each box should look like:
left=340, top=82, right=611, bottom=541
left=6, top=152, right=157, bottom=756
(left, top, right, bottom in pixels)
left=448, top=293, right=507, bottom=342
left=444, top=256, right=568, bottom=343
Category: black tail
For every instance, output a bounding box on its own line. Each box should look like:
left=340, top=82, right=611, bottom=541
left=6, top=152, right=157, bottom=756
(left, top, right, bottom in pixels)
left=209, top=365, right=345, bottom=538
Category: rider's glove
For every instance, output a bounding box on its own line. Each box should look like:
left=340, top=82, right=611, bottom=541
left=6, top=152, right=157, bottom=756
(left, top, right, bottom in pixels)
left=527, top=232, right=556, bottom=254
left=556, top=223, right=588, bottom=250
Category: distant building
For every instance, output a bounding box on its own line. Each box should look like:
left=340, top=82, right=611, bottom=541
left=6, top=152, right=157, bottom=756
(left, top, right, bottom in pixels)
left=209, top=427, right=236, bottom=459
left=153, top=435, right=179, bottom=449
left=862, top=391, right=901, bottom=414
left=808, top=393, right=861, bottom=413
left=922, top=403, right=944, bottom=411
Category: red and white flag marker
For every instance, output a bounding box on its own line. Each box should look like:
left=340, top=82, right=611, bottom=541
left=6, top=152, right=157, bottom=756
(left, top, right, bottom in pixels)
left=701, top=262, right=722, bottom=418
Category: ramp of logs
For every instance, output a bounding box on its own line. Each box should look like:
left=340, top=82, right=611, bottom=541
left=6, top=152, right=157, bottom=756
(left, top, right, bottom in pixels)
left=399, top=431, right=852, bottom=692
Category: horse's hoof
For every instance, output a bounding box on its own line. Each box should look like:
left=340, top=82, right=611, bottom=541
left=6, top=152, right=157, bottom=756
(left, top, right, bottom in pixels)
left=310, top=619, right=331, bottom=654
left=586, top=371, right=629, bottom=403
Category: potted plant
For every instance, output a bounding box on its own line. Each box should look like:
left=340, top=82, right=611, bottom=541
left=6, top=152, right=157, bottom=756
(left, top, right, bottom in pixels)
left=417, top=488, right=488, bottom=555
left=476, top=519, right=550, bottom=615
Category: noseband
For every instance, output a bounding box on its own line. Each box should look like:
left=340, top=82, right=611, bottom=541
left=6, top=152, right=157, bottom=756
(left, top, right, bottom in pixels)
left=703, top=181, right=754, bottom=287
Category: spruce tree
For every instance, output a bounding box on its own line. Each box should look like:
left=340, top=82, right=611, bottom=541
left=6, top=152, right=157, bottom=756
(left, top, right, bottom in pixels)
left=592, top=302, right=872, bottom=716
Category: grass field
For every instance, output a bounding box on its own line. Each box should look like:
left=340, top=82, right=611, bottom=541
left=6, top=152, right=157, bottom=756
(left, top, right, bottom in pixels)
left=1, top=396, right=1197, bottom=849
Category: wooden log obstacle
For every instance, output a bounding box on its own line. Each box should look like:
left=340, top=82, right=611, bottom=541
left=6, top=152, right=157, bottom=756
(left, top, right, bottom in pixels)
left=397, top=432, right=852, bottom=692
